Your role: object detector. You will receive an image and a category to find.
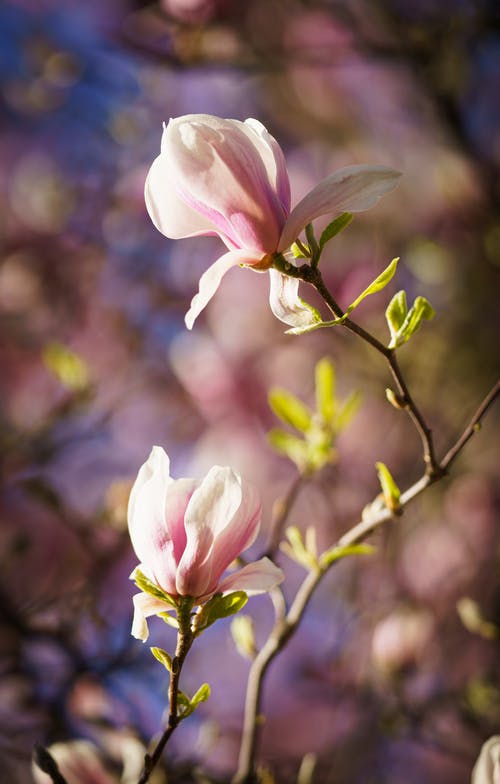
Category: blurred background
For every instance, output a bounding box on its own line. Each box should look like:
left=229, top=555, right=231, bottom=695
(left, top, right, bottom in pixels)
left=1, top=0, right=499, bottom=782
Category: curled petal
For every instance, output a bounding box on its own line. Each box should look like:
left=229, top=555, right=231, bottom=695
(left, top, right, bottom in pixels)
left=177, top=466, right=261, bottom=598
left=278, top=165, right=401, bottom=252
left=128, top=447, right=197, bottom=594
left=145, top=150, right=218, bottom=240
left=131, top=592, right=174, bottom=641
left=268, top=269, right=321, bottom=328
left=160, top=116, right=288, bottom=252
left=185, top=249, right=258, bottom=329
left=243, top=118, right=291, bottom=213
left=217, top=557, right=284, bottom=595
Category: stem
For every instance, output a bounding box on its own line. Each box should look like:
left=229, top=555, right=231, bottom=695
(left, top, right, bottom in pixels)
left=233, top=568, right=322, bottom=784
left=138, top=599, right=194, bottom=784
left=296, top=264, right=441, bottom=476
left=264, top=473, right=305, bottom=558
left=233, top=370, right=498, bottom=783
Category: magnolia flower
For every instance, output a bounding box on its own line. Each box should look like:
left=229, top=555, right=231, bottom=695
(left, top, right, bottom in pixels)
left=472, top=737, right=500, bottom=784
left=145, top=114, right=401, bottom=329
left=128, top=446, right=283, bottom=640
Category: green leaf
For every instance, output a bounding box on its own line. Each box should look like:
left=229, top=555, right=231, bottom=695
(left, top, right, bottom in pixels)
left=132, top=569, right=177, bottom=608
left=345, top=258, right=399, bottom=316
left=159, top=611, right=179, bottom=629
left=456, top=598, right=498, bottom=640
left=267, top=428, right=310, bottom=470
left=305, top=223, right=319, bottom=262
left=319, top=543, right=374, bottom=570
left=315, top=357, right=336, bottom=422
left=177, top=690, right=190, bottom=707
left=335, top=391, right=362, bottom=433
left=268, top=388, right=312, bottom=433
left=190, top=682, right=211, bottom=708
left=375, top=461, right=401, bottom=512
left=385, top=290, right=408, bottom=342
left=280, top=526, right=319, bottom=571
left=150, top=647, right=173, bottom=672
left=231, top=615, right=256, bottom=659
left=291, top=241, right=309, bottom=259
left=388, top=295, right=434, bottom=349
left=43, top=341, right=89, bottom=391
left=319, top=212, right=353, bottom=249
left=195, top=591, right=248, bottom=633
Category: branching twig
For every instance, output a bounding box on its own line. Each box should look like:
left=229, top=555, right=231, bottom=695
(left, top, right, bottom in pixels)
left=232, top=290, right=499, bottom=784
left=296, top=265, right=441, bottom=476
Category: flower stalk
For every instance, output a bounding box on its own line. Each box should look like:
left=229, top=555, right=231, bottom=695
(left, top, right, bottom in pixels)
left=138, top=598, right=195, bottom=784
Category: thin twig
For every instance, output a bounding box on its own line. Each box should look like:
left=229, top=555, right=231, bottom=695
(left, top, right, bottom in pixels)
left=232, top=378, right=499, bottom=784
left=441, top=379, right=500, bottom=470
left=300, top=266, right=441, bottom=476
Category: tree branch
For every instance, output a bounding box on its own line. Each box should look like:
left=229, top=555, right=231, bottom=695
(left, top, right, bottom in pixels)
left=232, top=377, right=499, bottom=784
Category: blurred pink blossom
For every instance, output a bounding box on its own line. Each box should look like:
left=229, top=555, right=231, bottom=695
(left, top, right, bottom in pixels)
left=145, top=114, right=400, bottom=329
left=371, top=607, right=434, bottom=673
left=32, top=740, right=117, bottom=784
left=128, top=446, right=283, bottom=640
left=472, top=736, right=500, bottom=784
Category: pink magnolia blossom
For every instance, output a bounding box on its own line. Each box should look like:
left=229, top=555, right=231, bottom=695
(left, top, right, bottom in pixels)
left=128, top=446, right=283, bottom=640
left=145, top=114, right=401, bottom=329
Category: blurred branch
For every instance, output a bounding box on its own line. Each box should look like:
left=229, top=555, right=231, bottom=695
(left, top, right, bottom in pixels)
left=264, top=472, right=305, bottom=558
left=233, top=378, right=499, bottom=784
left=33, top=745, right=68, bottom=784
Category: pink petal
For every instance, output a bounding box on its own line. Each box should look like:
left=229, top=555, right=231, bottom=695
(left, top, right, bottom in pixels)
left=268, top=269, right=321, bottom=328
left=145, top=150, right=218, bottom=240
left=176, top=466, right=261, bottom=598
left=162, top=115, right=287, bottom=253
left=278, top=165, right=401, bottom=252
left=243, top=118, right=291, bottom=214
left=185, top=249, right=257, bottom=329
left=131, top=591, right=174, bottom=641
left=127, top=446, right=196, bottom=594
left=218, top=557, right=284, bottom=595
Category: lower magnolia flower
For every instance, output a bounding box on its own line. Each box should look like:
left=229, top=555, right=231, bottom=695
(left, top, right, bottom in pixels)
left=128, top=446, right=284, bottom=640
left=145, top=113, right=401, bottom=329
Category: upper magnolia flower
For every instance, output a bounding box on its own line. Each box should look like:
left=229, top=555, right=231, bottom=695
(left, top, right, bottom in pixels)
left=145, top=114, right=401, bottom=329
left=128, top=446, right=283, bottom=640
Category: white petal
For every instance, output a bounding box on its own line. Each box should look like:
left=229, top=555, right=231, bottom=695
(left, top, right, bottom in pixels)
left=217, top=557, right=284, bottom=595
left=278, top=165, right=401, bottom=252
left=145, top=151, right=218, bottom=239
left=472, top=736, right=500, bottom=784
left=268, top=269, right=321, bottom=328
left=127, top=446, right=170, bottom=563
left=185, top=249, right=257, bottom=329
left=177, top=465, right=260, bottom=597
left=243, top=118, right=291, bottom=211
left=131, top=592, right=173, bottom=642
